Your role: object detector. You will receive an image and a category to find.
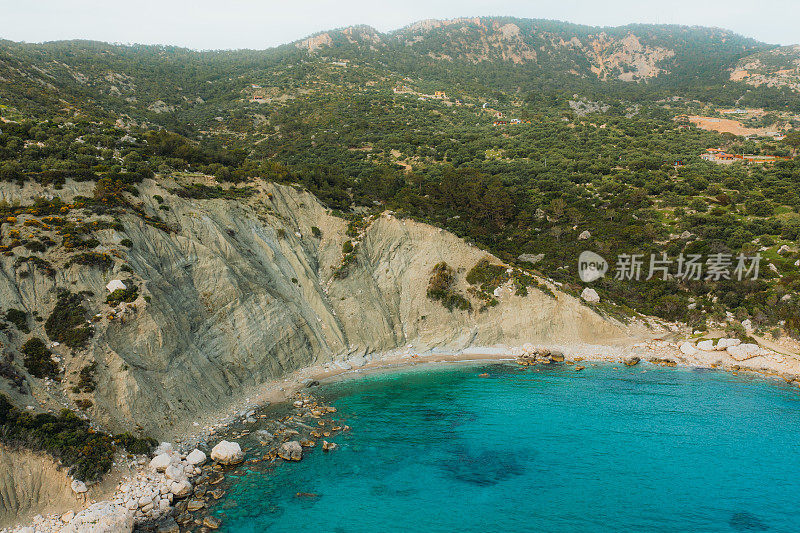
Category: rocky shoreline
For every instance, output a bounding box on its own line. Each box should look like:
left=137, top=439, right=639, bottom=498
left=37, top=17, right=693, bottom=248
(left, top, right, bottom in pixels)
left=4, top=337, right=800, bottom=533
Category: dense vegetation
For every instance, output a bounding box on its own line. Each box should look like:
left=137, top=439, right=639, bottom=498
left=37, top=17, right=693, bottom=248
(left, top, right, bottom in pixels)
left=0, top=19, right=799, bottom=335
left=0, top=394, right=155, bottom=481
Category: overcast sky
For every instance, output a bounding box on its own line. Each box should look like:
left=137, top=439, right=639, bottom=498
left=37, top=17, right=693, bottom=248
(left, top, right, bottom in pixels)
left=1, top=0, right=797, bottom=50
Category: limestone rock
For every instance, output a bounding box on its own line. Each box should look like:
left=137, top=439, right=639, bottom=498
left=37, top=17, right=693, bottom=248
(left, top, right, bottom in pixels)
left=211, top=440, right=244, bottom=465
left=71, top=479, right=88, bottom=494
left=149, top=453, right=172, bottom=472
left=679, top=342, right=697, bottom=355
left=170, top=479, right=193, bottom=498
left=63, top=501, right=134, bottom=533
left=186, top=448, right=207, bottom=466
left=278, top=441, right=303, bottom=461
left=715, top=338, right=741, bottom=350
left=578, top=230, right=591, bottom=240
left=696, top=340, right=716, bottom=351
left=727, top=343, right=763, bottom=361
left=580, top=288, right=600, bottom=303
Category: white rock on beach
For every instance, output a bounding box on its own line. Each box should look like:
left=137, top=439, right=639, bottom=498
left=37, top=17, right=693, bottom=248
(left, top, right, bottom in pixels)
left=186, top=448, right=207, bottom=466
left=727, top=343, right=763, bottom=361
left=63, top=501, right=134, bottom=533
left=679, top=342, right=697, bottom=355
left=715, top=338, right=741, bottom=350
left=211, top=440, right=244, bottom=465
left=149, top=453, right=172, bottom=472
left=71, top=479, right=88, bottom=494
left=170, top=479, right=193, bottom=498
left=697, top=339, right=716, bottom=351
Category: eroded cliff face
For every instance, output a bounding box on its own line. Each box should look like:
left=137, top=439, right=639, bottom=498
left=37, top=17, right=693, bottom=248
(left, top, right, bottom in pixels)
left=0, top=177, right=637, bottom=439
left=0, top=445, right=75, bottom=527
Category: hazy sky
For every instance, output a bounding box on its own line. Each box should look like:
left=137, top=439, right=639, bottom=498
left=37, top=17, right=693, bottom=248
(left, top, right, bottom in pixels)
left=1, top=0, right=797, bottom=50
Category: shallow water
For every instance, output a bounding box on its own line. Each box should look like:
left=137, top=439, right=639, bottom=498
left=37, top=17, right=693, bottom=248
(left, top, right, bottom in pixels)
left=211, top=362, right=800, bottom=532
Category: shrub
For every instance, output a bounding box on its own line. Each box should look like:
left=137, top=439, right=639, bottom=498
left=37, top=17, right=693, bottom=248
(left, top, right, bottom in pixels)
left=311, top=226, right=322, bottom=237
left=113, top=432, right=157, bottom=455
left=23, top=240, right=47, bottom=253
left=21, top=337, right=59, bottom=379
left=45, top=291, right=93, bottom=348
left=342, top=240, right=354, bottom=254
left=67, top=252, right=113, bottom=270
left=0, top=394, right=153, bottom=482
left=466, top=258, right=507, bottom=290
left=427, top=262, right=471, bottom=311
left=75, top=362, right=97, bottom=393
left=106, top=285, right=138, bottom=306
left=4, top=308, right=29, bottom=333
left=75, top=399, right=93, bottom=410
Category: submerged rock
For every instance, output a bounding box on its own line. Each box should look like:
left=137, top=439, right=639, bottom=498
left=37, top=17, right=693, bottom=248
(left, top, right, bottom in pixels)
left=278, top=441, right=303, bottom=461
left=623, top=356, right=640, bottom=366
left=203, top=515, right=222, bottom=529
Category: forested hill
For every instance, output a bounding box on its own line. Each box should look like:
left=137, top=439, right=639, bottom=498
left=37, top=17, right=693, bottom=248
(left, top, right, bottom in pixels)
left=2, top=17, right=800, bottom=336
left=0, top=17, right=797, bottom=128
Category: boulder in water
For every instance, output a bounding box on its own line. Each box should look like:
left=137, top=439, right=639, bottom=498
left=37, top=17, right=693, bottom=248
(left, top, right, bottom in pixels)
left=211, top=440, right=244, bottom=465
left=278, top=441, right=303, bottom=461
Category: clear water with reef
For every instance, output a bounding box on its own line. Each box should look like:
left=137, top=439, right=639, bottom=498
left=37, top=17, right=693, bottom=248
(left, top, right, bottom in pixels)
left=210, top=362, right=800, bottom=532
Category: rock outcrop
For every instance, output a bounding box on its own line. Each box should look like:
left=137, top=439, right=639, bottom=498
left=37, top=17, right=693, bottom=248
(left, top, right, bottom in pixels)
left=0, top=178, right=638, bottom=442
left=62, top=502, right=134, bottom=533
left=210, top=441, right=243, bottom=465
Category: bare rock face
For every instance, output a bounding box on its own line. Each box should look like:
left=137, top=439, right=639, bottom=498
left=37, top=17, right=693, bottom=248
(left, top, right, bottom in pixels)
left=278, top=441, right=303, bottom=461
left=0, top=179, right=634, bottom=445
left=71, top=479, right=88, bottom=494
left=210, top=441, right=244, bottom=465
left=63, top=501, right=134, bottom=533
left=0, top=445, right=77, bottom=528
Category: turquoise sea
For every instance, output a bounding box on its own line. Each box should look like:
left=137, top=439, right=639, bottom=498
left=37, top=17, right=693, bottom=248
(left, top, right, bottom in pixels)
left=210, top=362, right=800, bottom=532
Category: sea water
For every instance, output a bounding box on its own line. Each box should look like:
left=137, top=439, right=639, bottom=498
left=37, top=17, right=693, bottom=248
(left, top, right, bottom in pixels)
left=211, top=362, right=800, bottom=532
